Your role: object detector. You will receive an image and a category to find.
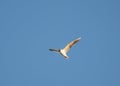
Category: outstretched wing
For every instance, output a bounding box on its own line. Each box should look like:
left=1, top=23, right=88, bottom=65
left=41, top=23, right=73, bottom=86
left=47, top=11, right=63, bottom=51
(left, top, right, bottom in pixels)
left=49, top=49, right=60, bottom=52
left=63, top=37, right=81, bottom=53
left=49, top=49, right=57, bottom=51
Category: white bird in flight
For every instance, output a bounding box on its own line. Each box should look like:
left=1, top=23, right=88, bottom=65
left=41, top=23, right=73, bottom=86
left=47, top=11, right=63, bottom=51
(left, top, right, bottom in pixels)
left=49, top=37, right=81, bottom=59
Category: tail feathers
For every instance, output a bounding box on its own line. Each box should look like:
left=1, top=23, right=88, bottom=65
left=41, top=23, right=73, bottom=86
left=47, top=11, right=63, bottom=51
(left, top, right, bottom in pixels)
left=64, top=55, right=69, bottom=59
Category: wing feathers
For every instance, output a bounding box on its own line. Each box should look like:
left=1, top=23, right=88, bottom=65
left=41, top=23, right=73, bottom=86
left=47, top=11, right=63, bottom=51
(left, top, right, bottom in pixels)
left=63, top=37, right=81, bottom=53
left=49, top=49, right=59, bottom=52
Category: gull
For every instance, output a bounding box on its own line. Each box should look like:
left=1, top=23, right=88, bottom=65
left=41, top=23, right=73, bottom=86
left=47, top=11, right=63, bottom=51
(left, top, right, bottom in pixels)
left=49, top=37, right=81, bottom=59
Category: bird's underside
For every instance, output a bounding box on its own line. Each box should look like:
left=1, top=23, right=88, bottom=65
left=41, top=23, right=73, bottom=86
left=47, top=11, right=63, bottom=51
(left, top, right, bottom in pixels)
left=49, top=37, right=81, bottom=59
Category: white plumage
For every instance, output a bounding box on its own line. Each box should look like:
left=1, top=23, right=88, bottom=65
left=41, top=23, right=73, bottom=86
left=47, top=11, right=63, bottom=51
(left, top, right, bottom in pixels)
left=49, top=37, right=81, bottom=59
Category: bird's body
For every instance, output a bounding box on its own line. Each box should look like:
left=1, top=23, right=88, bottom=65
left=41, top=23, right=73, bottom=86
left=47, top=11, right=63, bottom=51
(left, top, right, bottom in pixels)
left=49, top=37, right=81, bottom=59
left=60, top=49, right=69, bottom=59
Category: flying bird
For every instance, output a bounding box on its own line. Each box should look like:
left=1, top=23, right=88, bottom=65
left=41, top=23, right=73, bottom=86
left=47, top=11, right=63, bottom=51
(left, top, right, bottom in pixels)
left=49, top=37, right=81, bottom=59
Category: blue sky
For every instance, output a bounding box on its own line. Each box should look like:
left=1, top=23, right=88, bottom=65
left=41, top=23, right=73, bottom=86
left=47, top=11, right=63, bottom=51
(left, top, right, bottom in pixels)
left=0, top=0, right=120, bottom=86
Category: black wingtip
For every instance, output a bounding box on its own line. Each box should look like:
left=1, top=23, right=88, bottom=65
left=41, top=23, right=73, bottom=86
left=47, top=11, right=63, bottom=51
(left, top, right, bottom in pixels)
left=49, top=49, right=52, bottom=51
left=49, top=49, right=55, bottom=51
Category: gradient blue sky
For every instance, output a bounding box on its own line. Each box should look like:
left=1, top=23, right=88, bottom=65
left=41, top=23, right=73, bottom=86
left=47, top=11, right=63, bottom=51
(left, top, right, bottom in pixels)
left=0, top=0, right=120, bottom=86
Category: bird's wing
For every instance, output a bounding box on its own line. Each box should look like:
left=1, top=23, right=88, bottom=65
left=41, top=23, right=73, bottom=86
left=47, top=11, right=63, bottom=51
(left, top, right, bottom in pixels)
left=49, top=49, right=59, bottom=52
left=63, top=37, right=81, bottom=53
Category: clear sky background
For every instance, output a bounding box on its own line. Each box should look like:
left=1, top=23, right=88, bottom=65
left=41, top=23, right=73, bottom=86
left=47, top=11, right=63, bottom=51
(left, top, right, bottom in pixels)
left=0, top=0, right=120, bottom=86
